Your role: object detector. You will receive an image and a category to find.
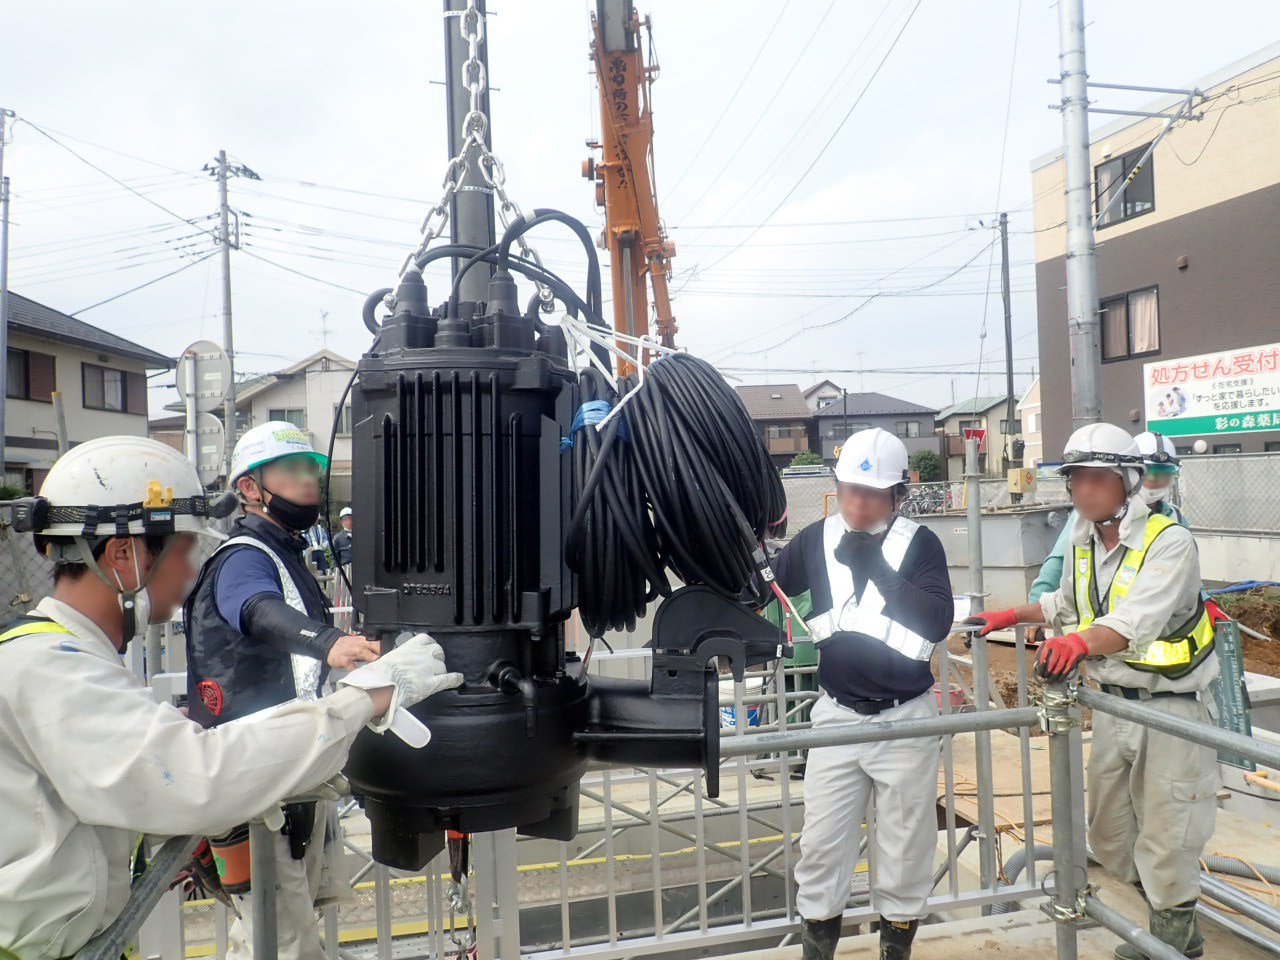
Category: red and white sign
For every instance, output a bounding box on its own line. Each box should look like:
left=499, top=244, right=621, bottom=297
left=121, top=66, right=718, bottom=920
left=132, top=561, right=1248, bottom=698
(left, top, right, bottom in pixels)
left=962, top=427, right=986, bottom=446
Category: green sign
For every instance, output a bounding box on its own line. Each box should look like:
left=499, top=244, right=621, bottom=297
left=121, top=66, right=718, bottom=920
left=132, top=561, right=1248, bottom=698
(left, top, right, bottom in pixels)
left=1144, top=343, right=1280, bottom=438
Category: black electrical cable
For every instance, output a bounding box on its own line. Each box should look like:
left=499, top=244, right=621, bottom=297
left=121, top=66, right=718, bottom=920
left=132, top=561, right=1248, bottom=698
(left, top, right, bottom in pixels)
left=566, top=352, right=786, bottom=635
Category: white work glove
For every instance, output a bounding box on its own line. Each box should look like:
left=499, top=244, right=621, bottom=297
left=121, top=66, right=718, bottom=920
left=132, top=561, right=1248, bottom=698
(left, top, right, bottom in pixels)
left=338, top=633, right=463, bottom=744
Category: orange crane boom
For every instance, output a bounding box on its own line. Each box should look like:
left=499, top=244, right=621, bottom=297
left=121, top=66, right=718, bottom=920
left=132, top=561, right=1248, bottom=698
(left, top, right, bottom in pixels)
left=584, top=0, right=677, bottom=376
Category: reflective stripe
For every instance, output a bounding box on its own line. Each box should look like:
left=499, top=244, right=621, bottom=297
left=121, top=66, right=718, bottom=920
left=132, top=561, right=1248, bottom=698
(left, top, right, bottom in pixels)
left=0, top=619, right=73, bottom=645
left=214, top=536, right=323, bottom=702
left=1072, top=512, right=1214, bottom=679
left=806, top=516, right=934, bottom=661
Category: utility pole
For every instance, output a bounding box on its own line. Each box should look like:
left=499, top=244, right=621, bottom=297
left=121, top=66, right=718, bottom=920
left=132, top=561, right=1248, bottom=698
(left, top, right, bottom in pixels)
left=214, top=151, right=236, bottom=481
left=0, top=108, right=13, bottom=481
left=206, top=151, right=260, bottom=483
left=999, top=212, right=1016, bottom=471
left=1057, top=0, right=1102, bottom=429
left=444, top=0, right=496, bottom=302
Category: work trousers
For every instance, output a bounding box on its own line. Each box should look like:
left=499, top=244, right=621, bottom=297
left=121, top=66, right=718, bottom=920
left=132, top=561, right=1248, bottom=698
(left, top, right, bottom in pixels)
left=228, top=802, right=334, bottom=960
left=795, top=692, right=941, bottom=922
left=1087, top=694, right=1219, bottom=910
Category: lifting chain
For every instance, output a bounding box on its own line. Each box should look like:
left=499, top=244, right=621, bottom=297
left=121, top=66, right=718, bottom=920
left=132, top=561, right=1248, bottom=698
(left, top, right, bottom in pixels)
left=402, top=0, right=553, bottom=307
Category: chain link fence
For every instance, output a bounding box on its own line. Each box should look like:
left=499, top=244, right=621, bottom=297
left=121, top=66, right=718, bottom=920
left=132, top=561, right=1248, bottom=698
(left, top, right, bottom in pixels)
left=0, top=520, right=52, bottom=615
left=1179, top=452, right=1280, bottom=536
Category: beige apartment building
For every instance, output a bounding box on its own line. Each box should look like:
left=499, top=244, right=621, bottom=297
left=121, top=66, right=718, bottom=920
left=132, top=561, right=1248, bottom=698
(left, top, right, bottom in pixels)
left=1031, top=42, right=1280, bottom=459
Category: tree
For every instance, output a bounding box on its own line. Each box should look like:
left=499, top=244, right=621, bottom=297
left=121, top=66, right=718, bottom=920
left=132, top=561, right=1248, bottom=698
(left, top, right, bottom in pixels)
left=788, top=450, right=824, bottom=468
left=909, top=449, right=942, bottom=483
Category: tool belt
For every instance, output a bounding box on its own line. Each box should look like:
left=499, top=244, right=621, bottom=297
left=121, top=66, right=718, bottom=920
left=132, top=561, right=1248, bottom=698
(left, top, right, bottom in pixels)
left=208, top=802, right=317, bottom=894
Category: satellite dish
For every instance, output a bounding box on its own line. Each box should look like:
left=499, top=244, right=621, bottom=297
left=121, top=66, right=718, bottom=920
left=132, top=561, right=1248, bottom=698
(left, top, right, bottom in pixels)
left=176, top=340, right=232, bottom=415
left=189, top=412, right=227, bottom=485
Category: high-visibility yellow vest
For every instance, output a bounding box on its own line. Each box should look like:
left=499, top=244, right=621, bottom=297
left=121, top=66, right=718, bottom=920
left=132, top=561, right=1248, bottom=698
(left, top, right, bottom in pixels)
left=1072, top=512, right=1214, bottom=679
left=0, top=615, right=72, bottom=646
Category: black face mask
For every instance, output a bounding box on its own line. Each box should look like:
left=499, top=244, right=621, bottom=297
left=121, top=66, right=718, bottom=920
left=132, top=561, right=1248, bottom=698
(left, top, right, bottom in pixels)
left=261, top=484, right=321, bottom=531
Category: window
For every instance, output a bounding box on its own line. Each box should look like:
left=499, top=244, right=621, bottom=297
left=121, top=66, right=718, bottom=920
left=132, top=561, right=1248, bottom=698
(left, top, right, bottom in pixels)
left=954, top=419, right=980, bottom=436
left=895, top=420, right=920, bottom=438
left=1213, top=443, right=1243, bottom=455
left=1095, top=144, right=1154, bottom=227
left=269, top=407, right=306, bottom=429
left=767, top=424, right=805, bottom=439
left=1000, top=419, right=1022, bottom=435
left=335, top=403, right=353, bottom=436
left=6, top=349, right=27, bottom=399
left=1101, top=287, right=1159, bottom=361
left=7, top=348, right=55, bottom=402
left=1026, top=412, right=1039, bottom=433
left=1175, top=445, right=1194, bottom=456
left=1265, top=441, right=1280, bottom=453
left=826, top=421, right=870, bottom=438
left=82, top=363, right=126, bottom=411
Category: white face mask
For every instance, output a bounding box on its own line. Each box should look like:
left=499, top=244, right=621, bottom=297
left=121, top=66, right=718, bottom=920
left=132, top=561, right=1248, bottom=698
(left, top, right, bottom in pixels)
left=1139, top=484, right=1168, bottom=507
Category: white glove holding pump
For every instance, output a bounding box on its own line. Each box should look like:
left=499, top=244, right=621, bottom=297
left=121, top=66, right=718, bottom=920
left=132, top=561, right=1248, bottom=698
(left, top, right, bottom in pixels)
left=338, top=633, right=463, bottom=745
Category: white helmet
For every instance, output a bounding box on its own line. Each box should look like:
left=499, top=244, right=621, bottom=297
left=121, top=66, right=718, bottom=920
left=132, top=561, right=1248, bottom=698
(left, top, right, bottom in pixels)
left=834, top=427, right=910, bottom=489
left=36, top=436, right=222, bottom=540
left=339, top=506, right=353, bottom=519
left=229, top=421, right=328, bottom=486
left=1056, top=422, right=1145, bottom=494
left=1133, top=430, right=1180, bottom=472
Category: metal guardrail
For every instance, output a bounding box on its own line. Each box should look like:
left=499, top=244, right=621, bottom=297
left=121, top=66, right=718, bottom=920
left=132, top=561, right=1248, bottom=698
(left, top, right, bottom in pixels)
left=73, top=620, right=1280, bottom=960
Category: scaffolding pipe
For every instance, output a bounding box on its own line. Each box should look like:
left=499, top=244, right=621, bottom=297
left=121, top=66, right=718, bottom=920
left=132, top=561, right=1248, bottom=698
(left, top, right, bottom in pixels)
left=1081, top=895, right=1189, bottom=960
left=1076, top=685, right=1280, bottom=769
left=719, top=706, right=1040, bottom=757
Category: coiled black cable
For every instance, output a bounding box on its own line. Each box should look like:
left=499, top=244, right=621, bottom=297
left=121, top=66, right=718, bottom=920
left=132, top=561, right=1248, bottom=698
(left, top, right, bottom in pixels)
left=565, top=353, right=786, bottom=636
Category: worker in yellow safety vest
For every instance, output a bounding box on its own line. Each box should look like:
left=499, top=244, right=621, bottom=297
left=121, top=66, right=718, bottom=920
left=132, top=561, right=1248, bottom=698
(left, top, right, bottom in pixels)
left=0, top=437, right=462, bottom=960
left=966, top=423, right=1217, bottom=960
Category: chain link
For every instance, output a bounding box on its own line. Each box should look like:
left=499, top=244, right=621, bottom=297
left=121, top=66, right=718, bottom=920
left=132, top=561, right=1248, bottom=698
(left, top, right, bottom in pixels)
left=402, top=0, right=551, bottom=304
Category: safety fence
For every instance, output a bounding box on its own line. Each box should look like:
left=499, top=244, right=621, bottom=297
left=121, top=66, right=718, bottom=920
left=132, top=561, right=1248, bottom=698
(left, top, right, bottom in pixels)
left=1180, top=452, right=1280, bottom=536
left=86, top=627, right=1280, bottom=960
left=79, top=628, right=1061, bottom=960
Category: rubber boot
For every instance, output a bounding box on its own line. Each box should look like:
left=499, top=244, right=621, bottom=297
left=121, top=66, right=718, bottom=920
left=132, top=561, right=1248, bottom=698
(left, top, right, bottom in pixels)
left=879, top=917, right=918, bottom=960
left=800, top=916, right=842, bottom=960
left=1113, top=902, right=1201, bottom=960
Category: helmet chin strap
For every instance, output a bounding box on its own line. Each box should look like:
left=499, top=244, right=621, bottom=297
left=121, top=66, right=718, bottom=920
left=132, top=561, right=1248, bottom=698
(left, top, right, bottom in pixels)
left=76, top=535, right=173, bottom=647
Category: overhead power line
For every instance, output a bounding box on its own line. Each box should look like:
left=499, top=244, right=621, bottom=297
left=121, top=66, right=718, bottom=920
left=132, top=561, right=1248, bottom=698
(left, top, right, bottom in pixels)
left=71, top=250, right=218, bottom=315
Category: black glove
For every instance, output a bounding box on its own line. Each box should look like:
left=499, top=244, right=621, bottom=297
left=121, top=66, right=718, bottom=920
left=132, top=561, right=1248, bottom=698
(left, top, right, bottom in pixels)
left=834, top=529, right=887, bottom=577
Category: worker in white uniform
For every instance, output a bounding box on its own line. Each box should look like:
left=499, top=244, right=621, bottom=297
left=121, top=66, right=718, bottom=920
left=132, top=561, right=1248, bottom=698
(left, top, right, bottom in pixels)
left=772, top=429, right=954, bottom=960
left=0, top=437, right=463, bottom=960
left=968, top=423, right=1217, bottom=959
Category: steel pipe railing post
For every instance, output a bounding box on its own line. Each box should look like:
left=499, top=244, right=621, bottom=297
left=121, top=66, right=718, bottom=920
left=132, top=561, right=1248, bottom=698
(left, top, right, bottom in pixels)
left=250, top=820, right=280, bottom=960
left=1041, top=682, right=1082, bottom=960
left=1082, top=895, right=1186, bottom=960
left=969, top=635, right=999, bottom=901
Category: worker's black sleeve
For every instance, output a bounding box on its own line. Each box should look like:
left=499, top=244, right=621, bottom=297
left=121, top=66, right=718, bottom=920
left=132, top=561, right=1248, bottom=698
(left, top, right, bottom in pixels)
left=866, top=525, right=955, bottom=643
left=240, top=592, right=344, bottom=662
left=771, top=521, right=821, bottom=599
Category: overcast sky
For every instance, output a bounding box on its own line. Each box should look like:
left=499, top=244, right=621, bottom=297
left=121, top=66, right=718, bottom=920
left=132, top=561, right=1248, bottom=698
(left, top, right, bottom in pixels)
left=5, top=0, right=1280, bottom=415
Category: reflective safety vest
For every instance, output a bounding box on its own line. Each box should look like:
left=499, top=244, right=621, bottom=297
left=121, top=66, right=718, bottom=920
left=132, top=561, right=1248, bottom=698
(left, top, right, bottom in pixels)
left=805, top=515, right=934, bottom=661
left=0, top=615, right=72, bottom=646
left=1073, top=512, right=1214, bottom=679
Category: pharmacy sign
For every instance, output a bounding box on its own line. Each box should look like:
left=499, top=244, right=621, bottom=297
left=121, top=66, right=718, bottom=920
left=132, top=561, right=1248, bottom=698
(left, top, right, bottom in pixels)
left=1144, top=343, right=1280, bottom=437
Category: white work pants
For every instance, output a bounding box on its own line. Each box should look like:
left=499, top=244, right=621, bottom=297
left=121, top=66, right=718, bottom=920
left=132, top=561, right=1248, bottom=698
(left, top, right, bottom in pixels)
left=228, top=803, right=330, bottom=960
left=795, top=692, right=941, bottom=922
left=1087, top=694, right=1218, bottom=910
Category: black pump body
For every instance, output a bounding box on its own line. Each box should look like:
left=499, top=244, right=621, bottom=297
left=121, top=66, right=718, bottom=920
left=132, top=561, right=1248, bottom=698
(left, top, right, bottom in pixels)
left=344, top=275, right=782, bottom=869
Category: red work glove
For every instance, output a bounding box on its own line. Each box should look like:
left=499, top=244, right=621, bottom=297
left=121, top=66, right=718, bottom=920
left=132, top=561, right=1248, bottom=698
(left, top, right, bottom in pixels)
left=1035, top=633, right=1090, bottom=682
left=963, top=608, right=1019, bottom=637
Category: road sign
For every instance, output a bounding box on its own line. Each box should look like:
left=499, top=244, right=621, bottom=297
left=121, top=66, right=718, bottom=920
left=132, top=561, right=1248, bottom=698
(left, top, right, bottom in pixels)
left=189, top=412, right=226, bottom=486
left=962, top=427, right=986, bottom=445
left=176, top=340, right=231, bottom=414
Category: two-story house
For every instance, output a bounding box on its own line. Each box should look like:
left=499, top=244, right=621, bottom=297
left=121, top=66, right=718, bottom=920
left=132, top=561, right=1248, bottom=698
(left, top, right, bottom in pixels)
left=734, top=384, right=813, bottom=468
left=811, top=391, right=940, bottom=464
left=937, top=396, right=1021, bottom=479
left=5, top=292, right=172, bottom=493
